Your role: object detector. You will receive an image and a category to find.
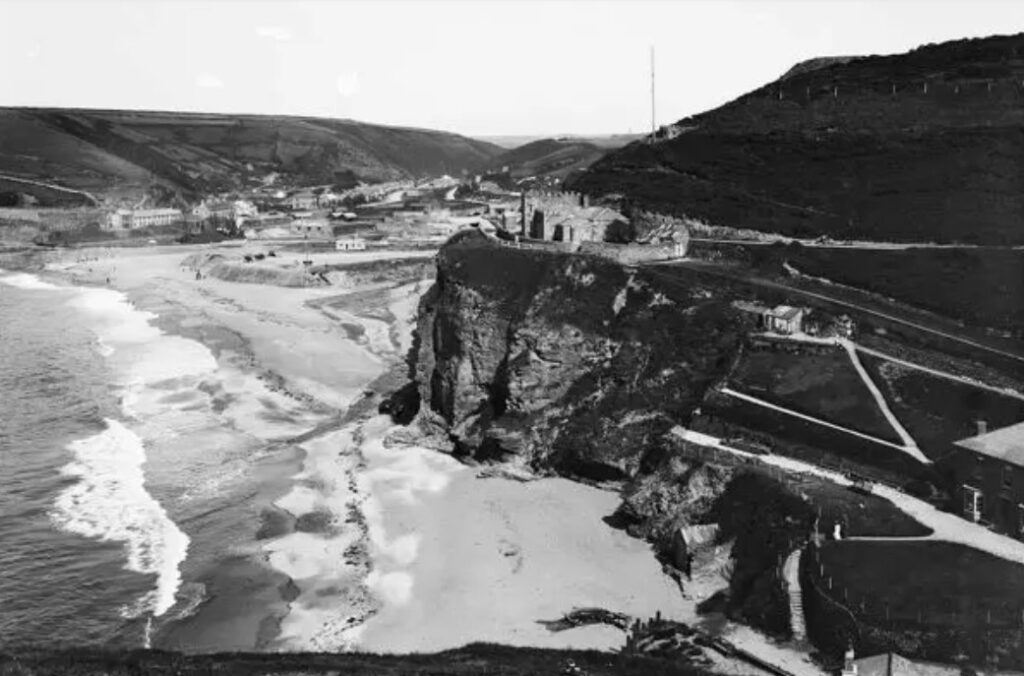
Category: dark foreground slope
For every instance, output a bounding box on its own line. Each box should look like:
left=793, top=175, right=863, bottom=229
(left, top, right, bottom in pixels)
left=0, top=108, right=503, bottom=200
left=569, top=33, right=1024, bottom=244
left=0, top=645, right=708, bottom=676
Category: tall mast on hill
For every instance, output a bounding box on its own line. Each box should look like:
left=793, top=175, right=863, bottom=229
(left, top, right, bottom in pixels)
left=650, top=45, right=656, bottom=145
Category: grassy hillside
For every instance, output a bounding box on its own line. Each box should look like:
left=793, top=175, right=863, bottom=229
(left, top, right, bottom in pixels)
left=568, top=32, right=1024, bottom=244
left=0, top=108, right=504, bottom=202
left=486, top=137, right=606, bottom=183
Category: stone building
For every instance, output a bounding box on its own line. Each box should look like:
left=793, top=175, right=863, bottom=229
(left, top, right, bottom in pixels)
left=762, top=305, right=805, bottom=334
left=104, top=208, right=183, bottom=231
left=523, top=190, right=627, bottom=243
left=951, top=420, right=1024, bottom=536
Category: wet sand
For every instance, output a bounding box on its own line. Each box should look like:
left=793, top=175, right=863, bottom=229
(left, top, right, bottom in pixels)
left=40, top=243, right=430, bottom=652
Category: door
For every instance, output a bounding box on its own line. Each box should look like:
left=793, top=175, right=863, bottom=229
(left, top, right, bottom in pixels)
left=963, top=485, right=983, bottom=522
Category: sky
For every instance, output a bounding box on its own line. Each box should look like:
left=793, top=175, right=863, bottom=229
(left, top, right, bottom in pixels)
left=3, top=0, right=1024, bottom=137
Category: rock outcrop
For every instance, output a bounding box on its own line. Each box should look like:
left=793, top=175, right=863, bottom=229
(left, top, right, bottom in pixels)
left=408, top=230, right=746, bottom=480
left=386, top=230, right=819, bottom=638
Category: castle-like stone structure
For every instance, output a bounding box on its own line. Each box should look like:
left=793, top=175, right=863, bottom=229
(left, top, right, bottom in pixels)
left=518, top=190, right=626, bottom=244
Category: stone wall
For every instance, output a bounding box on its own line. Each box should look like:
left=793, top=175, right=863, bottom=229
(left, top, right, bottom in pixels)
left=578, top=241, right=686, bottom=265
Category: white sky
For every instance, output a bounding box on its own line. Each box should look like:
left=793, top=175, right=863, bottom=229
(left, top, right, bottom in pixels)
left=3, top=0, right=1024, bottom=136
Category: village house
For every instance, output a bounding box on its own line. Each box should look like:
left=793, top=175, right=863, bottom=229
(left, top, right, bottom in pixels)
left=950, top=420, right=1024, bottom=536
left=191, top=200, right=235, bottom=222
left=233, top=200, right=258, bottom=219
left=335, top=236, right=366, bottom=251
left=104, top=207, right=183, bottom=231
left=762, top=305, right=805, bottom=335
left=290, top=219, right=332, bottom=238
left=286, top=191, right=319, bottom=211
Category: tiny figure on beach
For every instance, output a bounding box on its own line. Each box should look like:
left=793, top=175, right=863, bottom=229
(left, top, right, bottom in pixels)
left=685, top=552, right=694, bottom=580
left=195, top=270, right=202, bottom=281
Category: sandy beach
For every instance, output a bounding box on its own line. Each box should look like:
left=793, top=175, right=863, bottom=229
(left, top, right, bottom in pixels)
left=30, top=242, right=431, bottom=651
left=18, top=241, right=818, bottom=671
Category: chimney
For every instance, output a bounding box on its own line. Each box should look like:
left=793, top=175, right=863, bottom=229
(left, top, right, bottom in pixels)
left=977, top=419, right=988, bottom=436
left=520, top=191, right=527, bottom=236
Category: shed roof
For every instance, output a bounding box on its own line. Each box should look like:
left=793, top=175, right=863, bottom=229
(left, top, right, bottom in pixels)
left=768, top=305, right=803, bottom=321
left=954, top=420, right=1024, bottom=466
left=855, top=653, right=957, bottom=676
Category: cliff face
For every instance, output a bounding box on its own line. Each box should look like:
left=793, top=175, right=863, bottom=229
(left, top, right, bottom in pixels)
left=395, top=231, right=814, bottom=638
left=568, top=33, right=1024, bottom=244
left=411, top=231, right=745, bottom=479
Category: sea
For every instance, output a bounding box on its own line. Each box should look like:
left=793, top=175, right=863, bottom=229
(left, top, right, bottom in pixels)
left=0, top=269, right=314, bottom=651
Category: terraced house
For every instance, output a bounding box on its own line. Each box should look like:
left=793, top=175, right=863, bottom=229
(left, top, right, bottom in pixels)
left=951, top=421, right=1024, bottom=537
left=104, top=207, right=183, bottom=230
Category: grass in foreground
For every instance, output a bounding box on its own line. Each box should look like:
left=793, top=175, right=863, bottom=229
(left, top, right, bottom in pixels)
left=0, top=644, right=713, bottom=676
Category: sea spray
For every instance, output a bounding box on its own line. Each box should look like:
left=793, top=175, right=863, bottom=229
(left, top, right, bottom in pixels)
left=52, top=419, right=190, bottom=617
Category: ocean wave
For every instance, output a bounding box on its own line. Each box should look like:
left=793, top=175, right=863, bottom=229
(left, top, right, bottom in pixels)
left=51, top=418, right=190, bottom=618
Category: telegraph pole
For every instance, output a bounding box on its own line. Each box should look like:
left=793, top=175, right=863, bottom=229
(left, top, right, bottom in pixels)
left=650, top=45, right=656, bottom=144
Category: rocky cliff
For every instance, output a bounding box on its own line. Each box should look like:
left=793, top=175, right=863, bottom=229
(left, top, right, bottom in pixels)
left=390, top=231, right=815, bottom=637
left=409, top=230, right=746, bottom=479
left=568, top=32, right=1024, bottom=244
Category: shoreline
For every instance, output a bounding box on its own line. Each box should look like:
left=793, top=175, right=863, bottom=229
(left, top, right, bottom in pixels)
left=6, top=243, right=430, bottom=653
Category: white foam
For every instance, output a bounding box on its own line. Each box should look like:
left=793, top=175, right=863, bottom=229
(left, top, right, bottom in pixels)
left=51, top=418, right=190, bottom=617
left=0, top=271, right=62, bottom=291
left=53, top=282, right=219, bottom=619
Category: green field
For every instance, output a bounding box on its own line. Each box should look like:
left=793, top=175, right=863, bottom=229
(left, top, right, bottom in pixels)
left=792, top=474, right=931, bottom=538
left=859, top=353, right=1024, bottom=461
left=816, top=540, right=1024, bottom=628
left=729, top=344, right=903, bottom=445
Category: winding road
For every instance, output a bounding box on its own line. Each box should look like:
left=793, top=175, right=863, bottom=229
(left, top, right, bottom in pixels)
left=0, top=173, right=99, bottom=205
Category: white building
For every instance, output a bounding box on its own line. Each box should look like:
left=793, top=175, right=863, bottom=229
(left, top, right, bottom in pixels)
left=763, top=305, right=805, bottom=335
left=335, top=236, right=367, bottom=251
left=104, top=208, right=183, bottom=231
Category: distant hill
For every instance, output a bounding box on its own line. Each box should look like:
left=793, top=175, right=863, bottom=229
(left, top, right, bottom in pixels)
left=486, top=137, right=607, bottom=184
left=476, top=134, right=642, bottom=150
left=0, top=108, right=504, bottom=203
left=568, top=32, right=1024, bottom=245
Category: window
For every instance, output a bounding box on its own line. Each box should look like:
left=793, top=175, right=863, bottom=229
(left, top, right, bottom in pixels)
left=1004, top=465, right=1015, bottom=489
left=972, top=459, right=984, bottom=482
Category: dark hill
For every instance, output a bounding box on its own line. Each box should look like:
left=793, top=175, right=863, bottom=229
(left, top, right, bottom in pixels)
left=487, top=137, right=606, bottom=184
left=0, top=108, right=503, bottom=201
left=568, top=32, right=1024, bottom=244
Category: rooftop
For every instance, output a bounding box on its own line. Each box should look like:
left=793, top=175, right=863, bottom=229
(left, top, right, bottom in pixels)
left=954, top=420, right=1024, bottom=466
left=768, top=305, right=803, bottom=321
left=855, top=652, right=958, bottom=676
